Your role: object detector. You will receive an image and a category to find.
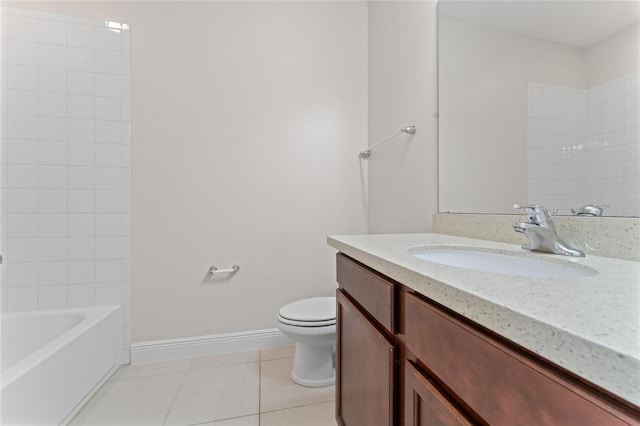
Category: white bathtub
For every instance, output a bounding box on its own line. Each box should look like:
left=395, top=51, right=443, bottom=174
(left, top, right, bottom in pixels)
left=1, top=306, right=123, bottom=425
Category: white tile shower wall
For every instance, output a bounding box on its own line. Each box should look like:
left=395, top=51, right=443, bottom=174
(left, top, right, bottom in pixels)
left=527, top=74, right=640, bottom=217
left=0, top=7, right=131, bottom=362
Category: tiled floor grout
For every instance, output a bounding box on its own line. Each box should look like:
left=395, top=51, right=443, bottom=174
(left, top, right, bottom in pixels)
left=162, top=364, right=190, bottom=426
left=258, top=400, right=333, bottom=415
left=258, top=356, right=262, bottom=426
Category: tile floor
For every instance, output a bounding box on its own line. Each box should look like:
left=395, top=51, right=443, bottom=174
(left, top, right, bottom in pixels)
left=71, top=345, right=337, bottom=426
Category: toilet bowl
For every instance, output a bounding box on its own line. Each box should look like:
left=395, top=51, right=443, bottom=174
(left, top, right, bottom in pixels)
left=276, top=297, right=336, bottom=387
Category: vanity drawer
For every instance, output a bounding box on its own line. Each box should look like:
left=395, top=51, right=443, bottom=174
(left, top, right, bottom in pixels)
left=404, top=292, right=634, bottom=425
left=336, top=253, right=396, bottom=333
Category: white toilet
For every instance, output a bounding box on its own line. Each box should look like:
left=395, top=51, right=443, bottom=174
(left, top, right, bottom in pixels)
left=276, top=296, right=336, bottom=387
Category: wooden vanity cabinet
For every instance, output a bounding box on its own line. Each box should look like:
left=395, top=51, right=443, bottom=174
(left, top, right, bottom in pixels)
left=335, top=253, right=640, bottom=426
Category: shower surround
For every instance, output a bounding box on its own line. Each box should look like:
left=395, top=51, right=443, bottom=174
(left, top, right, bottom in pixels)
left=0, top=7, right=131, bottom=362
left=527, top=74, right=640, bottom=217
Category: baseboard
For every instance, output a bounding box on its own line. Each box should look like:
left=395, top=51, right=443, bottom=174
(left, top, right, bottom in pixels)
left=130, top=328, right=293, bottom=364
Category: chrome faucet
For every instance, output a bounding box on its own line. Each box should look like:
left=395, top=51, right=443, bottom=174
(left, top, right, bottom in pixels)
left=513, top=204, right=585, bottom=257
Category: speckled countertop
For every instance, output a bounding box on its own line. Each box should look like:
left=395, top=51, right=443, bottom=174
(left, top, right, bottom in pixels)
left=327, top=233, right=640, bottom=407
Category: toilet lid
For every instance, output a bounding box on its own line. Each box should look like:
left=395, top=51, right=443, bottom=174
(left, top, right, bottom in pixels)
left=278, top=297, right=336, bottom=323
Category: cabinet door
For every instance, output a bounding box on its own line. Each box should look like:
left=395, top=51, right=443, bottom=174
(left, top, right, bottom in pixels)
left=404, top=361, right=474, bottom=426
left=336, top=289, right=396, bottom=426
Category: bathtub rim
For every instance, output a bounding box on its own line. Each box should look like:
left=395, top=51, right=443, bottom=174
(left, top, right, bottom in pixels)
left=1, top=305, right=122, bottom=389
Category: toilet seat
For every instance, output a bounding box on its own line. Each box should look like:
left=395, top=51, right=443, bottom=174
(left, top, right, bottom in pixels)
left=277, top=316, right=336, bottom=327
left=278, top=297, right=336, bottom=327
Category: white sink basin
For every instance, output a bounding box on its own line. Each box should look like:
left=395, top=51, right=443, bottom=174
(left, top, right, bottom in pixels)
left=409, top=248, right=596, bottom=279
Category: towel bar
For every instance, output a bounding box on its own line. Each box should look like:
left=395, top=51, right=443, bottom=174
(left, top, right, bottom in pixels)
left=208, top=265, right=240, bottom=275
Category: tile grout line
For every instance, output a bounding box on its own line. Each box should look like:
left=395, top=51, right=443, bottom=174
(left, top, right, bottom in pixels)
left=258, top=352, right=262, bottom=426
left=259, top=400, right=337, bottom=415
left=161, top=356, right=193, bottom=426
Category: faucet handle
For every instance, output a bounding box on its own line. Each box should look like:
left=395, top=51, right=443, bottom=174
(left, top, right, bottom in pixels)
left=571, top=204, right=608, bottom=217
left=513, top=203, right=538, bottom=210
left=513, top=203, right=555, bottom=224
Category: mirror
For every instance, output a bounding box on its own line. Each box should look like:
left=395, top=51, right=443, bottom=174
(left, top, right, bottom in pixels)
left=438, top=1, right=640, bottom=217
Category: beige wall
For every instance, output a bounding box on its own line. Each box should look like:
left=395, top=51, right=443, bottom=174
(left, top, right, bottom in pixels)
left=9, top=1, right=369, bottom=342
left=586, top=23, right=640, bottom=87
left=367, top=1, right=438, bottom=233
left=128, top=2, right=369, bottom=342
left=438, top=18, right=586, bottom=214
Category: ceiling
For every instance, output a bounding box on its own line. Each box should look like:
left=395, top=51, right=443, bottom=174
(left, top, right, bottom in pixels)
left=438, top=0, right=640, bottom=47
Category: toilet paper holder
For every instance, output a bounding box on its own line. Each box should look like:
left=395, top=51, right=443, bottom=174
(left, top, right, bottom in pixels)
left=208, top=265, right=240, bottom=275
